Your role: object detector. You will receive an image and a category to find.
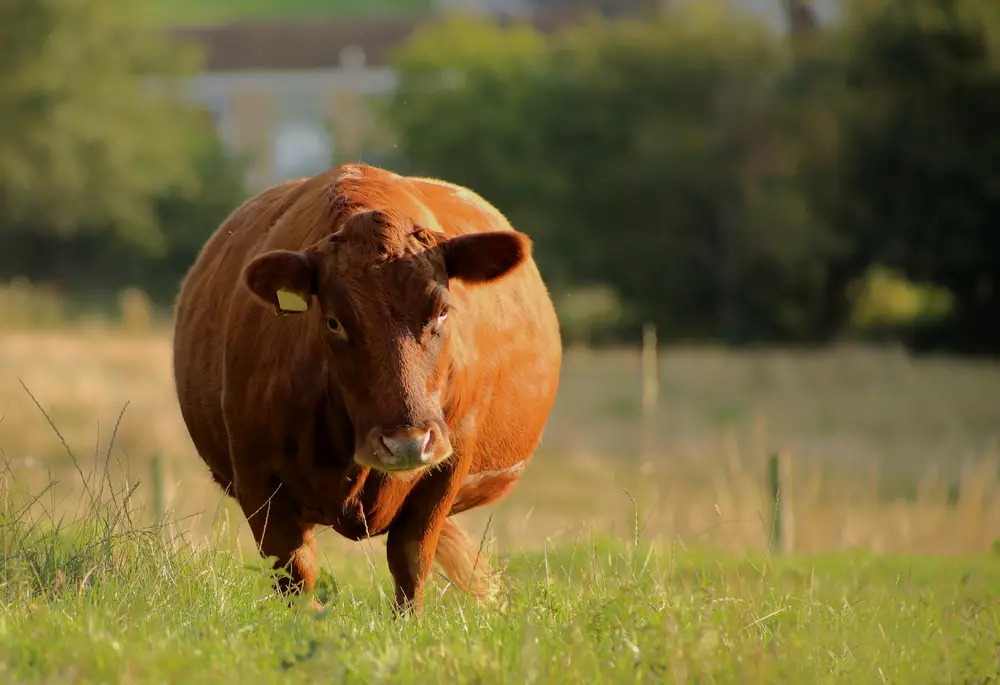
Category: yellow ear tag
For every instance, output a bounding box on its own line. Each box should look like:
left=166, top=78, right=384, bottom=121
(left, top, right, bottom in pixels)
left=276, top=289, right=309, bottom=312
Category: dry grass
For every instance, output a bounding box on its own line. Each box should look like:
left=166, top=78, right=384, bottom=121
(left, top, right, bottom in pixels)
left=1, top=326, right=999, bottom=565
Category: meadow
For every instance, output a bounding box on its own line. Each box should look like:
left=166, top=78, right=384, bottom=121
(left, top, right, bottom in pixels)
left=2, top=292, right=1000, bottom=682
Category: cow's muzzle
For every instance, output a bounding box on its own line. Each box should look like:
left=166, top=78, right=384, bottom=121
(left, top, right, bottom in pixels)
left=358, top=421, right=453, bottom=473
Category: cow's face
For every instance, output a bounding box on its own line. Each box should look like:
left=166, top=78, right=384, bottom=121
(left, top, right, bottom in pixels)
left=242, top=209, right=530, bottom=475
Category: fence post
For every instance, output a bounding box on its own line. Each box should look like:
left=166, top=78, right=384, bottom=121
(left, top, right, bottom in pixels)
left=639, top=323, right=659, bottom=472
left=767, top=451, right=794, bottom=554
left=641, top=323, right=659, bottom=418
left=151, top=454, right=165, bottom=521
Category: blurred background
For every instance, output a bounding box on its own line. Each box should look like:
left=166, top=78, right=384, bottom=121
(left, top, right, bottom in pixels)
left=1, top=0, right=998, bottom=560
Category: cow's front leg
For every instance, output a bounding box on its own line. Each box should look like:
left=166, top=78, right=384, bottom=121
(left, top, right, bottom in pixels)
left=235, top=467, right=320, bottom=609
left=385, top=460, right=468, bottom=616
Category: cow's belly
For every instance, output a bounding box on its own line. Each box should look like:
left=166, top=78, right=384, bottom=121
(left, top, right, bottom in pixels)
left=450, top=461, right=526, bottom=515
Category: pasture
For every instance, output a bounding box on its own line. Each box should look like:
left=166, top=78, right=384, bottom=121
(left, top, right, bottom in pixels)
left=3, top=506, right=998, bottom=683
left=1, top=314, right=999, bottom=682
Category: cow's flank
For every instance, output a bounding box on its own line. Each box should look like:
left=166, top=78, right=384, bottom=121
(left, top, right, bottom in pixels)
left=171, top=163, right=562, bottom=615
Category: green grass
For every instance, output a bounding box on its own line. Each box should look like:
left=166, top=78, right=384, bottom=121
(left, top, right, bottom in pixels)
left=145, top=0, right=432, bottom=26
left=1, top=314, right=998, bottom=681
left=2, top=476, right=998, bottom=684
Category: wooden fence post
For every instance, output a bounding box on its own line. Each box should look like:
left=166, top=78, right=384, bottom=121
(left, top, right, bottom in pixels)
left=767, top=451, right=795, bottom=554
left=639, top=323, right=659, bottom=472
left=641, top=323, right=659, bottom=418
left=151, top=454, right=165, bottom=522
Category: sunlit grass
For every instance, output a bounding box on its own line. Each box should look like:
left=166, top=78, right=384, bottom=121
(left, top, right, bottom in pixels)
left=0, top=299, right=998, bottom=681
left=1, top=461, right=997, bottom=684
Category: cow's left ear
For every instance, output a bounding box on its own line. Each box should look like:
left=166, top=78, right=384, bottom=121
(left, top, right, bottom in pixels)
left=241, top=249, right=320, bottom=314
left=441, top=231, right=531, bottom=285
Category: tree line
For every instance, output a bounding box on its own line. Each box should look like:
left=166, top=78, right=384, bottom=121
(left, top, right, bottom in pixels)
left=383, top=0, right=1000, bottom=353
left=1, top=0, right=998, bottom=355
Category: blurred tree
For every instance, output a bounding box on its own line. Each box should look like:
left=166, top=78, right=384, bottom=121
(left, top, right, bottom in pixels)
left=386, top=0, right=1000, bottom=353
left=0, top=0, right=202, bottom=254
left=0, top=116, right=247, bottom=309
left=776, top=0, right=869, bottom=341
left=824, top=0, right=1000, bottom=353
left=530, top=5, right=841, bottom=343
left=387, top=5, right=843, bottom=344
left=149, top=117, right=249, bottom=301
left=385, top=15, right=565, bottom=265
left=783, top=0, right=819, bottom=36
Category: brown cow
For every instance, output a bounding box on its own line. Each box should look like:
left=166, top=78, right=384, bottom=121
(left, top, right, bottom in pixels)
left=171, top=163, right=562, bottom=615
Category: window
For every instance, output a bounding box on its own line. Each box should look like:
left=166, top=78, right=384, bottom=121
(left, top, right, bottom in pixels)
left=271, top=90, right=334, bottom=181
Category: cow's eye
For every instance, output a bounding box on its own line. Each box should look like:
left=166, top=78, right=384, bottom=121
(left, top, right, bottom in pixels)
left=326, top=316, right=347, bottom=339
left=428, top=308, right=449, bottom=333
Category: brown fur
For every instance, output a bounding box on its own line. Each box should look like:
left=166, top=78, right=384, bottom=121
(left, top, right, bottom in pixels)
left=171, top=163, right=562, bottom=615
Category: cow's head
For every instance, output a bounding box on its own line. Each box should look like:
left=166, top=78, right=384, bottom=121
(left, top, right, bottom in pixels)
left=241, top=208, right=530, bottom=475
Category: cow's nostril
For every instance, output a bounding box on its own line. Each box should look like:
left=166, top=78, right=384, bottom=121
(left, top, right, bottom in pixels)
left=380, top=429, right=432, bottom=467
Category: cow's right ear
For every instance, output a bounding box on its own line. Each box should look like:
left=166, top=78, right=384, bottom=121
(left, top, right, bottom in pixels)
left=241, top=250, right=319, bottom=314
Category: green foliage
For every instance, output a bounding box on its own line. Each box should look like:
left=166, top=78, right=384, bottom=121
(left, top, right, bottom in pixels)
left=386, top=6, right=849, bottom=345
left=0, top=0, right=205, bottom=253
left=148, top=117, right=250, bottom=298
left=384, top=0, right=1000, bottom=353
left=541, top=7, right=839, bottom=343
left=848, top=265, right=954, bottom=331
left=387, top=15, right=558, bottom=251
left=0, top=0, right=248, bottom=312
left=0, top=125, right=248, bottom=312
left=145, top=0, right=433, bottom=26
left=822, top=0, right=1000, bottom=353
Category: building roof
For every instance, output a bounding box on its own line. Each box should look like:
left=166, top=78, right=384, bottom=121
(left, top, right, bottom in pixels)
left=169, top=13, right=576, bottom=72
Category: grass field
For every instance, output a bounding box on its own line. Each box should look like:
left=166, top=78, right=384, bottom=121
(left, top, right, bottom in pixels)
left=2, top=483, right=998, bottom=683
left=1, top=317, right=999, bottom=682
left=145, top=0, right=431, bottom=26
